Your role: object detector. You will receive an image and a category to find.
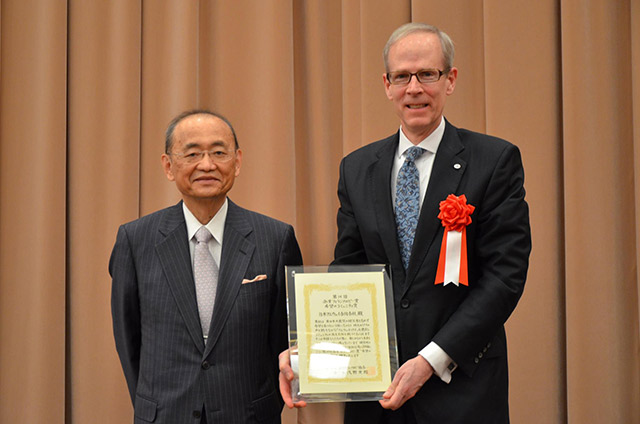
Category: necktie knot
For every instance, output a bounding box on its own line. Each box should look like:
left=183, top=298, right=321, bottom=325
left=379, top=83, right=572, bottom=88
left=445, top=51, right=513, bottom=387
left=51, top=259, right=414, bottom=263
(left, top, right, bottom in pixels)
left=195, top=226, right=213, bottom=244
left=404, top=146, right=425, bottom=163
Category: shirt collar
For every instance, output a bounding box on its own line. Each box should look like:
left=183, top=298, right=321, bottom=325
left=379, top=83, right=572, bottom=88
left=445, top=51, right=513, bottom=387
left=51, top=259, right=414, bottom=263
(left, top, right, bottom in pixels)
left=182, top=198, right=228, bottom=245
left=397, top=116, right=445, bottom=159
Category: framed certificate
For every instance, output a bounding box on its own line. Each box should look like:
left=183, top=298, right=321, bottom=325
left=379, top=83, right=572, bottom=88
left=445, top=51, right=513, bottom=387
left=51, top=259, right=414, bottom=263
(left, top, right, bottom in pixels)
left=285, top=264, right=399, bottom=403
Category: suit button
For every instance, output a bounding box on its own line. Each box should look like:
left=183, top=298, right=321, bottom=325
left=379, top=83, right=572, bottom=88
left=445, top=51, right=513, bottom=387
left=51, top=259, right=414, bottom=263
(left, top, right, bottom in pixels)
left=193, top=410, right=202, bottom=419
left=474, top=357, right=480, bottom=364
left=401, top=299, right=410, bottom=309
left=478, top=352, right=483, bottom=359
left=202, top=361, right=210, bottom=370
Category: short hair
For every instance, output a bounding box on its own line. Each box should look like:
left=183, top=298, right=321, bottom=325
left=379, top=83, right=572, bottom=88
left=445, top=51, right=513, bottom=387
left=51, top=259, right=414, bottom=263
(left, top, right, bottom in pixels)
left=165, top=109, right=239, bottom=154
left=383, top=23, right=455, bottom=72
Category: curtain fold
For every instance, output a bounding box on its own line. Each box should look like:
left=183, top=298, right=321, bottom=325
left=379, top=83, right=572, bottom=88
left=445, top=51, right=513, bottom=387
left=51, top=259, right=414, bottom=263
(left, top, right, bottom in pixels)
left=67, top=1, right=142, bottom=422
left=483, top=0, right=567, bottom=420
left=561, top=1, right=640, bottom=422
left=0, top=1, right=67, bottom=422
left=0, top=1, right=638, bottom=423
left=633, top=2, right=640, bottom=382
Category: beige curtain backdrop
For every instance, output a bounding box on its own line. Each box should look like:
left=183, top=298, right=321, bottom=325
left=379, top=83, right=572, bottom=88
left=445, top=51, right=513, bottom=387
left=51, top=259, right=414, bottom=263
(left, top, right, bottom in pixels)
left=1, top=0, right=638, bottom=423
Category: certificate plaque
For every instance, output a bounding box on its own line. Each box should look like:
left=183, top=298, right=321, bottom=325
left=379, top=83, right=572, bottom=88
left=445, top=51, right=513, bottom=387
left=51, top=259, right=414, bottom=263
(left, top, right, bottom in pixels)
left=285, top=265, right=399, bottom=403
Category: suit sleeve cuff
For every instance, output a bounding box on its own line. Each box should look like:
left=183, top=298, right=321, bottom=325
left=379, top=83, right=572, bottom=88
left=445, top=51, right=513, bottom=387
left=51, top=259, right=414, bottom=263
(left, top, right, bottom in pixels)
left=419, top=342, right=457, bottom=384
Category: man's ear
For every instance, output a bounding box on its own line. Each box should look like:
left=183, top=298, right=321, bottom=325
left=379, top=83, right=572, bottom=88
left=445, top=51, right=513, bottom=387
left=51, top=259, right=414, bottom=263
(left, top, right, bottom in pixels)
left=161, top=154, right=175, bottom=181
left=234, top=149, right=243, bottom=177
left=383, top=73, right=393, bottom=100
left=446, top=67, right=458, bottom=96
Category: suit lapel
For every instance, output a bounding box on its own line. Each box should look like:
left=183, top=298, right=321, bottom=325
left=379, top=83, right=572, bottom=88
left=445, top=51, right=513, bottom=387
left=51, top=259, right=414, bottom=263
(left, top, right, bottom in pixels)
left=405, top=122, right=467, bottom=291
left=204, top=200, right=255, bottom=357
left=155, top=202, right=206, bottom=352
left=371, top=133, right=405, bottom=280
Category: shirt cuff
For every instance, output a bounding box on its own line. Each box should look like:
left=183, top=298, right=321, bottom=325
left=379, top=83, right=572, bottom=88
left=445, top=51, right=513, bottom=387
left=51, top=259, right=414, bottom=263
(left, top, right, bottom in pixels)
left=419, top=342, right=457, bottom=384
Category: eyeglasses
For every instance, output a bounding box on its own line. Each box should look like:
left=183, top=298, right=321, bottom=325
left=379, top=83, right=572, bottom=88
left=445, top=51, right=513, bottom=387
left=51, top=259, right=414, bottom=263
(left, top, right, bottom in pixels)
left=171, top=149, right=235, bottom=165
left=386, top=68, right=448, bottom=85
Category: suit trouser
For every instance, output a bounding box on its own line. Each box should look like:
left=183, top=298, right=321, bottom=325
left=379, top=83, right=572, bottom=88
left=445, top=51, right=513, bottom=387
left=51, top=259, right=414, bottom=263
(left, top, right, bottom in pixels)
left=380, top=407, right=417, bottom=424
left=345, top=403, right=417, bottom=424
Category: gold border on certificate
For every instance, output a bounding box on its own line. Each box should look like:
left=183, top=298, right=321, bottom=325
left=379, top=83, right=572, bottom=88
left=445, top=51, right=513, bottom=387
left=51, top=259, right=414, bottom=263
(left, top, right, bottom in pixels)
left=294, top=271, right=392, bottom=394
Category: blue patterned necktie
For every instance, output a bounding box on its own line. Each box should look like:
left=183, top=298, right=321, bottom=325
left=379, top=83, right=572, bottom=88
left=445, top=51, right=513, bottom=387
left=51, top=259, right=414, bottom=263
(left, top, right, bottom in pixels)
left=395, top=146, right=425, bottom=270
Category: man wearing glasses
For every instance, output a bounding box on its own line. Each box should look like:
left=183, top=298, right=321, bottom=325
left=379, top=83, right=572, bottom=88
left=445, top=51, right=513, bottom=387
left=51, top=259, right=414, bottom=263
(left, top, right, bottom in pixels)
left=111, top=110, right=302, bottom=423
left=281, top=23, right=531, bottom=424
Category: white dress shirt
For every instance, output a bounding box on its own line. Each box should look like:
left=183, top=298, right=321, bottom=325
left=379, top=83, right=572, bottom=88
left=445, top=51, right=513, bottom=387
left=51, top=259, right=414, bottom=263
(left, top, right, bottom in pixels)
left=391, top=117, right=457, bottom=384
left=183, top=199, right=228, bottom=270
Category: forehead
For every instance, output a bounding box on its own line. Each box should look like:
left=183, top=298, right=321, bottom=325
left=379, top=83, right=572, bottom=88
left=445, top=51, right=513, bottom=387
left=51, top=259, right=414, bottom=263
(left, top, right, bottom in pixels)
left=173, top=114, right=234, bottom=148
left=388, top=32, right=444, bottom=69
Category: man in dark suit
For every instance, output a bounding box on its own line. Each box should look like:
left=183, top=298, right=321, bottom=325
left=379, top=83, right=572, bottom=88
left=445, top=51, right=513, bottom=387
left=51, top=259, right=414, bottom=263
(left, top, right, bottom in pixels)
left=110, top=110, right=302, bottom=423
left=281, top=23, right=530, bottom=423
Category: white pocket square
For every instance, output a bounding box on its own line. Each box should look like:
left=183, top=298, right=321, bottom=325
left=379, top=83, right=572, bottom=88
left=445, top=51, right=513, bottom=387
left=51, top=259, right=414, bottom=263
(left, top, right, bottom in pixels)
left=242, top=274, right=267, bottom=284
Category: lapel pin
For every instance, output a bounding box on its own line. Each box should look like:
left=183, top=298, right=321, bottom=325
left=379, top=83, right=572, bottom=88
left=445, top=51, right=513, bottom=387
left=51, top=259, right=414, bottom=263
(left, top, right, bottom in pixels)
left=453, top=163, right=462, bottom=170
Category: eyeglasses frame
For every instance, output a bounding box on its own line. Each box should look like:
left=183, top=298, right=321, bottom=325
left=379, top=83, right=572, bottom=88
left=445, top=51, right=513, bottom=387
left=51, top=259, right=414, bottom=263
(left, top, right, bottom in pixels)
left=386, top=68, right=450, bottom=85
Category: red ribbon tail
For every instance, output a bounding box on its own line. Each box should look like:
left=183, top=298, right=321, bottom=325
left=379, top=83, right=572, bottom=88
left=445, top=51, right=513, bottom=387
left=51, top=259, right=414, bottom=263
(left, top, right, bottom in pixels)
left=459, top=228, right=469, bottom=286
left=435, top=230, right=448, bottom=285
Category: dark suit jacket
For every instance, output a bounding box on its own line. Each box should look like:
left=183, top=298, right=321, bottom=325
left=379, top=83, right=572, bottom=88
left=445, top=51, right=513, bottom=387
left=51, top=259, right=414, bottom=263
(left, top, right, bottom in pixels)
left=335, top=122, right=531, bottom=423
left=110, top=199, right=302, bottom=423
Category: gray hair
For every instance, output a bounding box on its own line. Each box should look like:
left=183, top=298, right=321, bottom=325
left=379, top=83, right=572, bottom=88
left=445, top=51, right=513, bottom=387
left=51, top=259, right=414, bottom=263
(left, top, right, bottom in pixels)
left=383, top=23, right=455, bottom=72
left=165, top=109, right=239, bottom=154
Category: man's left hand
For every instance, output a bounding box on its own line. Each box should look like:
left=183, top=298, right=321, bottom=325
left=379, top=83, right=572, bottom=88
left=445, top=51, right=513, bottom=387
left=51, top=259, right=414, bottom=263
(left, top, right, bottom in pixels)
left=379, top=355, right=433, bottom=410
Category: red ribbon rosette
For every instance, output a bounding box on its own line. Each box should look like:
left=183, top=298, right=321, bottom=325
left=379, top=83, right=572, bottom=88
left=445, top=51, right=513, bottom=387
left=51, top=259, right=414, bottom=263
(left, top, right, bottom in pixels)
left=435, top=194, right=475, bottom=286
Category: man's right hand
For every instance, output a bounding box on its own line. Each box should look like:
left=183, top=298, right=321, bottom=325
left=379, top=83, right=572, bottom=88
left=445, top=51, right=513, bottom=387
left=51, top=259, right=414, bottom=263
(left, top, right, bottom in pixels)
left=278, top=348, right=307, bottom=409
